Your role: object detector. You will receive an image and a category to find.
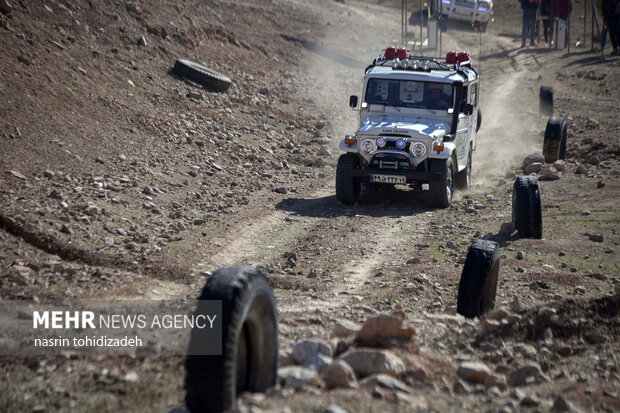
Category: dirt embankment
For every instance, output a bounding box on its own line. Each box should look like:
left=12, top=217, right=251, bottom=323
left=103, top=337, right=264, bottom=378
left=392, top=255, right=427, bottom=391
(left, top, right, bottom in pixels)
left=1, top=0, right=619, bottom=412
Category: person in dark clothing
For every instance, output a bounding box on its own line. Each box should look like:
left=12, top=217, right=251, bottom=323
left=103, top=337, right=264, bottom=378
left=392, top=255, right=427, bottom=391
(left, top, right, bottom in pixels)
left=602, top=0, right=620, bottom=55
left=521, top=0, right=539, bottom=47
left=540, top=0, right=552, bottom=44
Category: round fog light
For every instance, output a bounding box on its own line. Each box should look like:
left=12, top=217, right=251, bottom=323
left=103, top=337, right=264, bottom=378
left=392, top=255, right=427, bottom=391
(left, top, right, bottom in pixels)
left=396, top=139, right=406, bottom=149
left=376, top=137, right=386, bottom=148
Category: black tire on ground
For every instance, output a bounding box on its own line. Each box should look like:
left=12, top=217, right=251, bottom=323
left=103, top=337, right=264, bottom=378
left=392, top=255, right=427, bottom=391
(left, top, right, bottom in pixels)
left=512, top=176, right=543, bottom=239
left=336, top=154, right=361, bottom=205
left=539, top=85, right=554, bottom=117
left=526, top=177, right=543, bottom=239
left=455, top=146, right=472, bottom=189
left=543, top=117, right=567, bottom=163
left=476, top=107, right=482, bottom=133
left=185, top=267, right=278, bottom=413
left=430, top=157, right=454, bottom=208
left=173, top=59, right=233, bottom=93
left=457, top=239, right=501, bottom=318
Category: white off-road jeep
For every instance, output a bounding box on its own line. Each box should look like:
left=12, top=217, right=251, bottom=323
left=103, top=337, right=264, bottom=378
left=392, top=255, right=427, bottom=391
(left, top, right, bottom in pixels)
left=336, top=48, right=481, bottom=208
left=436, top=0, right=493, bottom=32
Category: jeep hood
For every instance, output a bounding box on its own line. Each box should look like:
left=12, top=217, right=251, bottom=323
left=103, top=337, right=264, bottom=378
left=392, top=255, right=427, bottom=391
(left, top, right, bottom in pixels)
left=358, top=115, right=449, bottom=140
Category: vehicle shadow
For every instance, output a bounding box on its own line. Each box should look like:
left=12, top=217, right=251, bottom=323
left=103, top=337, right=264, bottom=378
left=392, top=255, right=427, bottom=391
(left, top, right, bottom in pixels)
left=275, top=187, right=436, bottom=218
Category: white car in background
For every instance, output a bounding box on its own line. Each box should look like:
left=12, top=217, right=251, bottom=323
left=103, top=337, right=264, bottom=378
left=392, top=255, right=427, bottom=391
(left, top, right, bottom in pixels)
left=434, top=0, right=493, bottom=32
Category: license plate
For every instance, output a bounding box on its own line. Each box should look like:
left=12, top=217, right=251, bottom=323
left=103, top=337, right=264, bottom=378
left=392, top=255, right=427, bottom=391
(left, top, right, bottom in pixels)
left=370, top=174, right=406, bottom=184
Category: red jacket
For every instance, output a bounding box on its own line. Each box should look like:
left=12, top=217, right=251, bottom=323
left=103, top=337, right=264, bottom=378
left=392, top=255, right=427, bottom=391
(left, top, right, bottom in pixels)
left=551, top=0, right=572, bottom=15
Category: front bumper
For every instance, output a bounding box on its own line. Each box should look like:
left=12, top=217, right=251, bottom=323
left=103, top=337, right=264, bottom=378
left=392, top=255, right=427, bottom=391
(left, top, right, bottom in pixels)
left=337, top=167, right=442, bottom=183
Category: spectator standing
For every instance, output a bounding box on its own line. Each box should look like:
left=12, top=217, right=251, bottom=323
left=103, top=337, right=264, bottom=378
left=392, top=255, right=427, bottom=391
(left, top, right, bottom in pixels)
left=602, top=0, right=620, bottom=55
left=540, top=0, right=552, bottom=45
left=522, top=0, right=539, bottom=47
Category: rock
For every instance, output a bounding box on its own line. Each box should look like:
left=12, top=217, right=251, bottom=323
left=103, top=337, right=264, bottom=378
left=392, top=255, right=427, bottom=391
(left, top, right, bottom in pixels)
left=7, top=170, right=27, bottom=180
left=406, top=257, right=422, bottom=265
left=478, top=319, right=501, bottom=337
left=521, top=394, right=540, bottom=407
left=126, top=1, right=142, bottom=14
left=318, top=146, right=332, bottom=157
left=142, top=186, right=154, bottom=195
left=543, top=166, right=562, bottom=180
left=187, top=90, right=203, bottom=100
left=359, top=374, right=411, bottom=393
left=457, top=362, right=492, bottom=384
left=123, top=371, right=139, bottom=383
left=322, top=360, right=357, bottom=389
left=332, top=319, right=360, bottom=337
left=484, top=374, right=507, bottom=390
left=291, top=339, right=331, bottom=365
left=60, top=225, right=72, bottom=234
left=516, top=251, right=525, bottom=260
left=137, top=36, right=147, bottom=46
left=523, top=154, right=544, bottom=168
left=49, top=189, right=63, bottom=199
left=259, top=87, right=270, bottom=95
left=466, top=205, right=476, bottom=213
left=524, top=162, right=543, bottom=174
left=507, top=363, right=546, bottom=386
left=550, top=395, right=573, bottom=412
left=553, top=160, right=566, bottom=171
left=488, top=307, right=509, bottom=321
left=575, top=164, right=588, bottom=174
left=574, top=285, right=586, bottom=294
left=355, top=311, right=415, bottom=346
left=278, top=366, right=322, bottom=389
left=452, top=379, right=472, bottom=394
left=414, top=273, right=432, bottom=285
left=585, top=118, right=599, bottom=129
left=597, top=181, right=605, bottom=188
left=500, top=221, right=515, bottom=236
left=446, top=241, right=459, bottom=249
left=0, top=0, right=14, bottom=15
left=587, top=156, right=600, bottom=165
left=340, top=349, right=406, bottom=378
left=274, top=187, right=287, bottom=194
left=324, top=405, right=348, bottom=413
left=303, top=353, right=332, bottom=373
left=589, top=234, right=604, bottom=242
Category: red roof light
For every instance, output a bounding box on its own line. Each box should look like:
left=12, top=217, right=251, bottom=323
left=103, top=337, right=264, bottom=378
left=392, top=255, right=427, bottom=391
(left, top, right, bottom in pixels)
left=385, top=47, right=409, bottom=60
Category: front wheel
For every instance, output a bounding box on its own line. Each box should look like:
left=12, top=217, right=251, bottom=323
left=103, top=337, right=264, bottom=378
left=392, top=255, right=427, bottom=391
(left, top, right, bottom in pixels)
left=430, top=157, right=454, bottom=208
left=335, top=154, right=361, bottom=205
left=455, top=147, right=472, bottom=189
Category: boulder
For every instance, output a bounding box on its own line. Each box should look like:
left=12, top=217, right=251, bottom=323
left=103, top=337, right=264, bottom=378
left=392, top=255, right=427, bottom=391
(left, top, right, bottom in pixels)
left=278, top=366, right=323, bottom=389
left=355, top=311, right=415, bottom=346
left=507, top=363, right=547, bottom=386
left=524, top=162, right=543, bottom=174
left=359, top=374, right=411, bottom=393
left=457, top=362, right=492, bottom=384
left=332, top=319, right=360, bottom=338
left=523, top=154, right=544, bottom=168
left=291, top=339, right=331, bottom=365
left=340, top=349, right=406, bottom=378
left=322, top=360, right=358, bottom=389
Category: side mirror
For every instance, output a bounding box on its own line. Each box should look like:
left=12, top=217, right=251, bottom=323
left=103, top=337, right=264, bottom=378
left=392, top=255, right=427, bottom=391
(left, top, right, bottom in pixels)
left=349, top=95, right=358, bottom=109
left=462, top=103, right=474, bottom=115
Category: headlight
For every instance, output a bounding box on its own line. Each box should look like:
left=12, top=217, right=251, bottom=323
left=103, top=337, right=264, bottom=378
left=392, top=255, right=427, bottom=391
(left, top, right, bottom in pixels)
left=410, top=142, right=426, bottom=157
left=361, top=139, right=376, bottom=153
left=391, top=59, right=400, bottom=69
left=376, top=137, right=386, bottom=148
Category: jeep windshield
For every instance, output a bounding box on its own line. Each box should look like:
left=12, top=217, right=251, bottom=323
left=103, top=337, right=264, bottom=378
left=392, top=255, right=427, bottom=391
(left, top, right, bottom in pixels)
left=364, top=78, right=454, bottom=110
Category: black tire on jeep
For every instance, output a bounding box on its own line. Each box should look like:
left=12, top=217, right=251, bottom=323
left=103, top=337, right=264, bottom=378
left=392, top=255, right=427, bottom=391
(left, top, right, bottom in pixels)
left=430, top=157, right=454, bottom=208
left=539, top=85, right=554, bottom=117
left=185, top=267, right=278, bottom=413
left=543, top=117, right=567, bottom=163
left=512, top=176, right=543, bottom=239
left=173, top=59, right=233, bottom=93
left=457, top=239, right=500, bottom=318
left=336, top=154, right=361, bottom=205
left=455, top=146, right=472, bottom=189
